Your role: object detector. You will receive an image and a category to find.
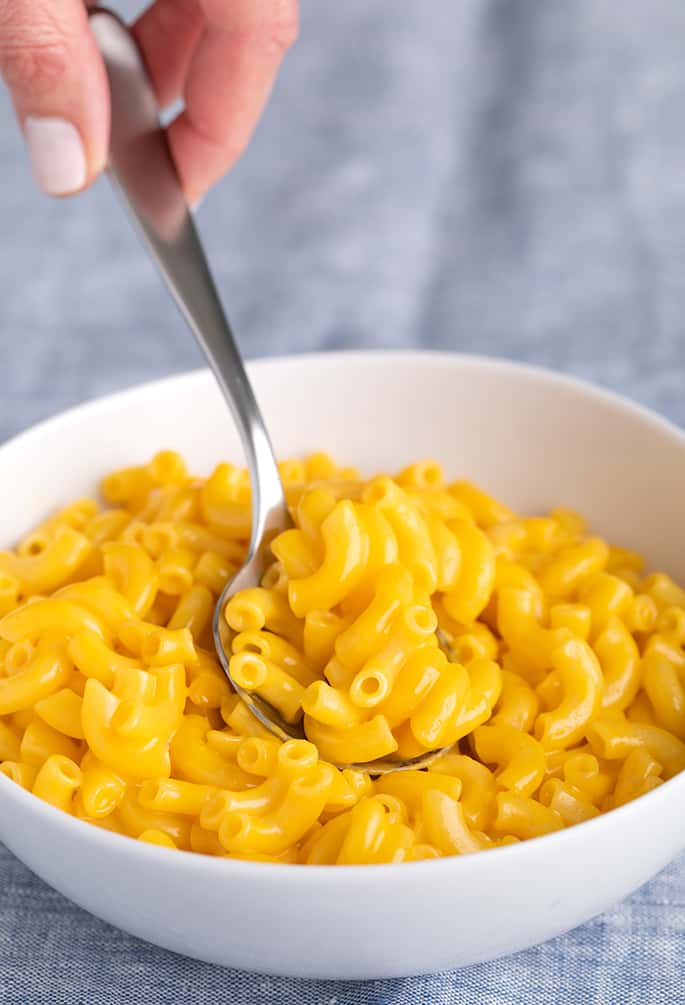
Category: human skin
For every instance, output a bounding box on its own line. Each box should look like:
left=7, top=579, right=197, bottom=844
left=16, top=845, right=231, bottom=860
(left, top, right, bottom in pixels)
left=0, top=0, right=299, bottom=205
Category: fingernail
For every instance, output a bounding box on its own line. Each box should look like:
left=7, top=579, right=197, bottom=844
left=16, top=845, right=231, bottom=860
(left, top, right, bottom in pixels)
left=24, top=116, right=87, bottom=196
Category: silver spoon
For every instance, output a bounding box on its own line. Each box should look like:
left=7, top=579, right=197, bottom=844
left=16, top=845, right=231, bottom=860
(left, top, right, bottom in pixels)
left=90, top=7, right=450, bottom=773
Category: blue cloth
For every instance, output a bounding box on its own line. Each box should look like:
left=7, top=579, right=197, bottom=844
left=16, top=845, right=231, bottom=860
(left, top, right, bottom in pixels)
left=0, top=847, right=683, bottom=1003
left=1, top=0, right=685, bottom=1000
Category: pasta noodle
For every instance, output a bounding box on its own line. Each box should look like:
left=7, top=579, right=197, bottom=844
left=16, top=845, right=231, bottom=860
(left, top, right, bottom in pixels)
left=0, top=450, right=683, bottom=865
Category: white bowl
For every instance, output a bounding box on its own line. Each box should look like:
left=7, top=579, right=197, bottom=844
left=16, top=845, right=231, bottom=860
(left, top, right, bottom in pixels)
left=1, top=351, right=684, bottom=979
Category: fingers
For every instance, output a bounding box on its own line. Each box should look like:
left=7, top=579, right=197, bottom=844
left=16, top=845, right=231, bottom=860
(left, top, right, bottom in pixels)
left=133, top=0, right=204, bottom=109
left=168, top=0, right=299, bottom=205
left=0, top=0, right=109, bottom=195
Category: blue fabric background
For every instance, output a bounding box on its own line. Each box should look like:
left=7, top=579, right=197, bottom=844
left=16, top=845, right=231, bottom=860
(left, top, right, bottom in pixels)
left=1, top=1, right=684, bottom=1000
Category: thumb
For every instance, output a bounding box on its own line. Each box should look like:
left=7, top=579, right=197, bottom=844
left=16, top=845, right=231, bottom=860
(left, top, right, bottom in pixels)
left=0, top=0, right=110, bottom=196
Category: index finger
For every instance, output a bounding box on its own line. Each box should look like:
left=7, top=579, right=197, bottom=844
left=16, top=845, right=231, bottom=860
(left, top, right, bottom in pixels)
left=168, top=0, right=298, bottom=205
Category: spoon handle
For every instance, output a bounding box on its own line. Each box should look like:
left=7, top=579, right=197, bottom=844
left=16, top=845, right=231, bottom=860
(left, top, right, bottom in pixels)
left=89, top=7, right=288, bottom=552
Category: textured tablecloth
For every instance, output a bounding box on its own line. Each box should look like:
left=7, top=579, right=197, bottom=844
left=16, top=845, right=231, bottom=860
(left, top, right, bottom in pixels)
left=1, top=1, right=685, bottom=1001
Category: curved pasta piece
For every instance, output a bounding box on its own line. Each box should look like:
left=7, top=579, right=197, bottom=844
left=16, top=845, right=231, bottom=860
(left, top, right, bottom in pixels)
left=0, top=641, right=72, bottom=715
left=448, top=480, right=513, bottom=529
left=376, top=646, right=443, bottom=729
left=441, top=621, right=499, bottom=667
left=407, top=488, right=470, bottom=525
left=271, top=528, right=320, bottom=580
left=110, top=665, right=186, bottom=741
left=549, top=603, right=592, bottom=641
left=361, top=479, right=437, bottom=595
left=539, top=779, right=600, bottom=825
left=423, top=659, right=502, bottom=748
left=595, top=616, right=640, bottom=711
left=193, top=550, right=235, bottom=595
left=396, top=460, right=445, bottom=491
left=642, top=650, right=685, bottom=741
left=167, top=584, right=215, bottom=641
left=490, top=669, right=539, bottom=732
left=225, top=588, right=303, bottom=646
left=349, top=505, right=401, bottom=606
left=303, top=713, right=398, bottom=764
left=102, top=542, right=158, bottom=616
left=200, top=463, right=252, bottom=539
left=139, top=778, right=212, bottom=817
left=68, top=630, right=138, bottom=688
left=115, top=786, right=192, bottom=848
left=498, top=587, right=571, bottom=675
left=421, top=790, right=490, bottom=855
left=535, top=639, right=604, bottom=749
left=288, top=501, right=370, bottom=617
left=643, top=572, right=685, bottom=612
left=233, top=630, right=315, bottom=686
left=302, top=811, right=353, bottom=864
left=79, top=752, right=127, bottom=818
left=408, top=657, right=468, bottom=748
left=229, top=651, right=305, bottom=724
left=493, top=791, right=564, bottom=839
left=323, top=767, right=372, bottom=814
left=0, top=720, right=21, bottom=762
left=334, top=564, right=413, bottom=670
left=621, top=594, right=657, bottom=635
left=301, top=680, right=366, bottom=728
left=537, top=538, right=609, bottom=602
left=427, top=753, right=497, bottom=830
left=186, top=660, right=232, bottom=712
left=156, top=547, right=195, bottom=596
left=34, top=687, right=85, bottom=739
left=585, top=711, right=685, bottom=779
left=0, top=599, right=108, bottom=644
left=54, top=578, right=134, bottom=632
left=141, top=626, right=198, bottom=666
left=442, top=522, right=495, bottom=624
left=482, top=556, right=545, bottom=631
left=20, top=718, right=81, bottom=767
left=610, top=747, right=663, bottom=808
left=21, top=499, right=99, bottom=544
left=202, top=739, right=319, bottom=831
left=0, top=571, right=20, bottom=618
left=32, top=754, right=82, bottom=813
left=295, top=487, right=337, bottom=545
left=218, top=763, right=335, bottom=856
left=138, top=829, right=178, bottom=848
left=302, top=612, right=348, bottom=670
left=375, top=770, right=462, bottom=815
left=0, top=761, right=38, bottom=790
left=349, top=604, right=437, bottom=708
left=82, top=680, right=170, bottom=777
left=560, top=751, right=613, bottom=805
left=81, top=665, right=185, bottom=779
left=177, top=523, right=246, bottom=563
left=0, top=526, right=92, bottom=596
left=473, top=724, right=545, bottom=798
left=170, top=715, right=255, bottom=788
left=334, top=797, right=388, bottom=864
left=578, top=572, right=632, bottom=637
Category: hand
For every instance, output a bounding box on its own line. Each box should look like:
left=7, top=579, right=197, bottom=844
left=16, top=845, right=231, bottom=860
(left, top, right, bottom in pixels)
left=0, top=0, right=298, bottom=205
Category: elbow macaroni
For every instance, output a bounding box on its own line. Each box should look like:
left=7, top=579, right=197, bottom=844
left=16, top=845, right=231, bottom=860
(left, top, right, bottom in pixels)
left=0, top=450, right=683, bottom=864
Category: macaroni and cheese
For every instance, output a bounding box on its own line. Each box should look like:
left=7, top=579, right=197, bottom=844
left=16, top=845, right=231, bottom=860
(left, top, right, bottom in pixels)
left=0, top=451, right=683, bottom=865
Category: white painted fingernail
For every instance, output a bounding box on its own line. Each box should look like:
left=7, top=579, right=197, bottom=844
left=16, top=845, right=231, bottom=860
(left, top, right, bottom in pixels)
left=24, top=116, right=87, bottom=196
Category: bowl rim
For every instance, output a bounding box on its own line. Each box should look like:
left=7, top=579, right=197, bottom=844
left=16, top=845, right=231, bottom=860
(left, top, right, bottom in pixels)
left=1, top=347, right=685, bottom=881
left=3, top=348, right=685, bottom=465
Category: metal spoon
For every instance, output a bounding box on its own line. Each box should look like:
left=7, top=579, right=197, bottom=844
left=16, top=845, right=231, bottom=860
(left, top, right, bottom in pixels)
left=90, top=7, right=450, bottom=773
